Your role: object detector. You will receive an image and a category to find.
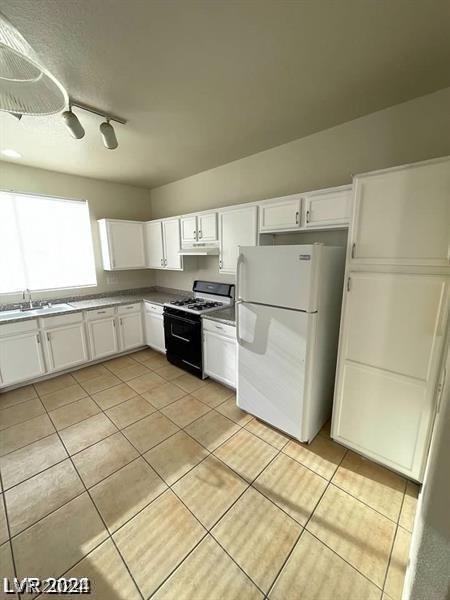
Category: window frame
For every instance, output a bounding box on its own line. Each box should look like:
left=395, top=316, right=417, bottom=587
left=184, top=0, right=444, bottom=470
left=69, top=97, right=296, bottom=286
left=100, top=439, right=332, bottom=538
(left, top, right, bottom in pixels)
left=0, top=189, right=98, bottom=296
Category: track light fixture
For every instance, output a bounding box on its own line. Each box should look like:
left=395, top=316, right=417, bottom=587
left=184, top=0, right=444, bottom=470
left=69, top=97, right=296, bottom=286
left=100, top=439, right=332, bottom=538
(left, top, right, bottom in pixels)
left=100, top=120, right=118, bottom=150
left=62, top=100, right=126, bottom=150
left=62, top=108, right=85, bottom=139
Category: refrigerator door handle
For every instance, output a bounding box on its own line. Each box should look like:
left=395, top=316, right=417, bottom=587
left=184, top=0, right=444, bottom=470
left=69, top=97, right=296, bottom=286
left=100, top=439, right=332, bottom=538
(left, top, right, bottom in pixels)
left=236, top=252, right=244, bottom=301
left=235, top=301, right=242, bottom=345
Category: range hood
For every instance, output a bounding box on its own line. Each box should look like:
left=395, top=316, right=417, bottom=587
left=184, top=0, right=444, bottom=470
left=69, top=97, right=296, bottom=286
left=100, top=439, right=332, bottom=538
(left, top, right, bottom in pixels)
left=179, top=245, right=219, bottom=256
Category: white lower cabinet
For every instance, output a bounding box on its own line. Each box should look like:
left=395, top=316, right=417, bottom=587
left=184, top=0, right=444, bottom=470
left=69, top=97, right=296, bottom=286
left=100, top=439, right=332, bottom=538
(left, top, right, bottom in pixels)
left=332, top=272, right=448, bottom=481
left=43, top=315, right=89, bottom=372
left=86, top=309, right=119, bottom=360
left=203, top=319, right=236, bottom=388
left=119, top=312, right=144, bottom=351
left=0, top=322, right=45, bottom=386
left=144, top=302, right=165, bottom=353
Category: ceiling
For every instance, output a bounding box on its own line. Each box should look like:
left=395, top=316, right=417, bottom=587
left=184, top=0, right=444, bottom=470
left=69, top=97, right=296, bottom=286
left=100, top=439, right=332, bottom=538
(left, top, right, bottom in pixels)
left=1, top=0, right=450, bottom=189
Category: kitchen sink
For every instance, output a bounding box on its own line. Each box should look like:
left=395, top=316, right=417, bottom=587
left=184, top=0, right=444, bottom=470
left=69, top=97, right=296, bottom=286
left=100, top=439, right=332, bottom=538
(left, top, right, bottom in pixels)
left=0, top=303, right=73, bottom=321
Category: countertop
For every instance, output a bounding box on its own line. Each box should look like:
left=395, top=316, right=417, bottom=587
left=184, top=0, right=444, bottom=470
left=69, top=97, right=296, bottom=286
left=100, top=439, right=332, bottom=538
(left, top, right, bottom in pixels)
left=0, top=287, right=236, bottom=326
left=0, top=287, right=188, bottom=325
left=202, top=306, right=236, bottom=326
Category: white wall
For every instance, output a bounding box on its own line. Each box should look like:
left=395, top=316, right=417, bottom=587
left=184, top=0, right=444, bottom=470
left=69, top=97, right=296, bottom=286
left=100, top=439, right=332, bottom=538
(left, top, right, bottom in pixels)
left=150, top=87, right=450, bottom=291
left=0, top=162, right=154, bottom=302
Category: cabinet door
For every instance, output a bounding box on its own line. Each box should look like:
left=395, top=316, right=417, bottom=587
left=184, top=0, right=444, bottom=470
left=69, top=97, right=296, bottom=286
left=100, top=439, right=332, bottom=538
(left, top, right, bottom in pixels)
left=46, top=323, right=89, bottom=372
left=351, top=158, right=450, bottom=266
left=305, top=189, right=351, bottom=229
left=197, top=213, right=217, bottom=241
left=87, top=318, right=118, bottom=360
left=107, top=221, right=146, bottom=269
left=203, top=331, right=236, bottom=388
left=144, top=313, right=165, bottom=353
left=333, top=272, right=448, bottom=480
left=219, top=206, right=258, bottom=274
left=0, top=332, right=46, bottom=386
left=180, top=216, right=197, bottom=245
left=119, top=312, right=144, bottom=351
left=144, top=221, right=165, bottom=269
left=163, top=219, right=183, bottom=270
left=259, top=196, right=301, bottom=232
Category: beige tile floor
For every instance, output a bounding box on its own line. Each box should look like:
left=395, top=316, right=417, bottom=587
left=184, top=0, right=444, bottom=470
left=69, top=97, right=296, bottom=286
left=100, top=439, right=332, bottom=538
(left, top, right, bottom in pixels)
left=0, top=348, right=419, bottom=600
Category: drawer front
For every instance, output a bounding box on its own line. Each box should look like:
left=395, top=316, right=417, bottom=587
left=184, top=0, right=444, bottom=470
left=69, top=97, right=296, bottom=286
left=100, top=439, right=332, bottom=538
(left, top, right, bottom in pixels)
left=203, top=319, right=236, bottom=338
left=40, top=312, right=83, bottom=329
left=0, top=319, right=38, bottom=336
left=117, top=302, right=142, bottom=315
left=84, top=307, right=116, bottom=321
left=144, top=302, right=164, bottom=316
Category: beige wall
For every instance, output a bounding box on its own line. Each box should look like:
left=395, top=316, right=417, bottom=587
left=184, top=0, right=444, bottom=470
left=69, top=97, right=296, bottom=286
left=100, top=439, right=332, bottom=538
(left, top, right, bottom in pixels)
left=150, top=86, right=450, bottom=291
left=0, top=162, right=154, bottom=302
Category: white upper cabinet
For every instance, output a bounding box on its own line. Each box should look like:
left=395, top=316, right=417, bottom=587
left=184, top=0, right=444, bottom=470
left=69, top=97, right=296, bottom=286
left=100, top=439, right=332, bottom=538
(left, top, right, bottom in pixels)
left=144, top=221, right=165, bottom=268
left=197, top=213, right=217, bottom=241
left=98, top=219, right=146, bottom=270
left=219, top=205, right=258, bottom=273
left=259, top=195, right=302, bottom=232
left=304, top=187, right=352, bottom=229
left=351, top=158, right=450, bottom=267
left=181, top=212, right=218, bottom=246
left=180, top=216, right=197, bottom=245
left=145, top=218, right=183, bottom=271
left=163, top=219, right=183, bottom=270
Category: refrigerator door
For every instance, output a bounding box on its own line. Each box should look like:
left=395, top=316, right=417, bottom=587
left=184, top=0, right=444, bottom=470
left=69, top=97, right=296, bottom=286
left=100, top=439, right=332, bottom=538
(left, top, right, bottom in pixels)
left=237, top=301, right=315, bottom=440
left=237, top=244, right=320, bottom=312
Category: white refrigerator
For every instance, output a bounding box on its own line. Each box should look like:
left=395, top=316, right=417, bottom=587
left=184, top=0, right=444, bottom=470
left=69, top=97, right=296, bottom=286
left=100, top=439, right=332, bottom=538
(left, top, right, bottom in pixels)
left=236, top=244, right=345, bottom=442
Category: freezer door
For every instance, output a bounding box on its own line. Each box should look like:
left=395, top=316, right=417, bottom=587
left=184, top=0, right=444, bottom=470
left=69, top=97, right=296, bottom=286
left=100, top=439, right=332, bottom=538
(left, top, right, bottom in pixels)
left=237, top=301, right=314, bottom=440
left=237, top=245, right=320, bottom=311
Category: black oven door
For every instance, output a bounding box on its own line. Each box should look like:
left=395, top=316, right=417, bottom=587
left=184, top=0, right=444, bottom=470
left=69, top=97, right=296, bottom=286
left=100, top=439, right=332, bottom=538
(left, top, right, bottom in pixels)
left=164, top=311, right=203, bottom=377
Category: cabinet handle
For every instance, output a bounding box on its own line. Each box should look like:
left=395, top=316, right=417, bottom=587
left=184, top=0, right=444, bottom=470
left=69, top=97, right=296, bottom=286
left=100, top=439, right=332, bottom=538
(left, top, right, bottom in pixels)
left=46, top=332, right=51, bottom=341
left=36, top=333, right=41, bottom=344
left=351, top=243, right=356, bottom=259
left=120, top=318, right=123, bottom=326
left=297, top=211, right=301, bottom=224
left=347, top=276, right=351, bottom=292
left=193, top=230, right=197, bottom=239
left=305, top=210, right=309, bottom=224
left=198, top=230, right=203, bottom=239
left=215, top=324, right=223, bottom=330
left=164, top=258, right=167, bottom=266
left=160, top=258, right=164, bottom=266
left=219, top=258, right=222, bottom=268
left=113, top=320, right=116, bottom=328
left=98, top=310, right=106, bottom=314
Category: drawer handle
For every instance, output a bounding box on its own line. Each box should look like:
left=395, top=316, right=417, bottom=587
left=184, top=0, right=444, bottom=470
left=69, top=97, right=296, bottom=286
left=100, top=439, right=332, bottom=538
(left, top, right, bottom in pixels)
left=97, top=310, right=106, bottom=314
left=215, top=325, right=223, bottom=329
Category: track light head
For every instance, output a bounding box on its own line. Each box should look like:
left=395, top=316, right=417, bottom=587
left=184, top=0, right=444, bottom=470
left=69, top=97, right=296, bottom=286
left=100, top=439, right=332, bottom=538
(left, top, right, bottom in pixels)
left=62, top=109, right=85, bottom=139
left=100, top=119, right=118, bottom=150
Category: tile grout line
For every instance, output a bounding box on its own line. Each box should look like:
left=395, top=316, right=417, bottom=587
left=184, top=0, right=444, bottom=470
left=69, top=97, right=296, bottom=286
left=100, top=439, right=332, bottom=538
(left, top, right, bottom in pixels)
left=380, top=477, right=409, bottom=595
left=264, top=448, right=348, bottom=598
left=2, top=352, right=391, bottom=599
left=0, top=470, right=20, bottom=599
left=31, top=389, right=147, bottom=600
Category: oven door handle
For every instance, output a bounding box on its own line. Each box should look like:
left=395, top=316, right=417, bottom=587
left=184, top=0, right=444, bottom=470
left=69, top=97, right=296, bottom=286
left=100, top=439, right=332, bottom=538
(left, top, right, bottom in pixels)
left=171, top=329, right=191, bottom=343
left=165, top=312, right=200, bottom=327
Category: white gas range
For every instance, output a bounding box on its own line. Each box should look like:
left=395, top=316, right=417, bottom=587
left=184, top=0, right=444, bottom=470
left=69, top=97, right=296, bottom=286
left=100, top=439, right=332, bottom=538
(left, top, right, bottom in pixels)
left=163, top=281, right=234, bottom=378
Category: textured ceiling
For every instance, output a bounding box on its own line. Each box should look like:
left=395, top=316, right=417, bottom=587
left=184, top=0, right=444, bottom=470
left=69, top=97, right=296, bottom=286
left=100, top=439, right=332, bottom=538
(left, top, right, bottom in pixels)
left=1, top=0, right=450, bottom=188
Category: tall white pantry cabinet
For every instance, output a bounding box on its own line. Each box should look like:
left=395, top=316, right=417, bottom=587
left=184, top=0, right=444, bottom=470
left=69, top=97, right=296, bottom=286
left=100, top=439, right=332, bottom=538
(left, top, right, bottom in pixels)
left=332, top=156, right=450, bottom=482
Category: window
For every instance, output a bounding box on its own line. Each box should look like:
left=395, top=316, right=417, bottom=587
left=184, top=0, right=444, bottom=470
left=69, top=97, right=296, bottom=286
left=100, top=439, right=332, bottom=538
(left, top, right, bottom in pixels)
left=0, top=191, right=97, bottom=293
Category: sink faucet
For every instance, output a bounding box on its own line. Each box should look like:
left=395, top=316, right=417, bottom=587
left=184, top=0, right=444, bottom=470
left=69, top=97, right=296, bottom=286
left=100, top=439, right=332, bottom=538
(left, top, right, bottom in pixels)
left=22, top=288, right=33, bottom=309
